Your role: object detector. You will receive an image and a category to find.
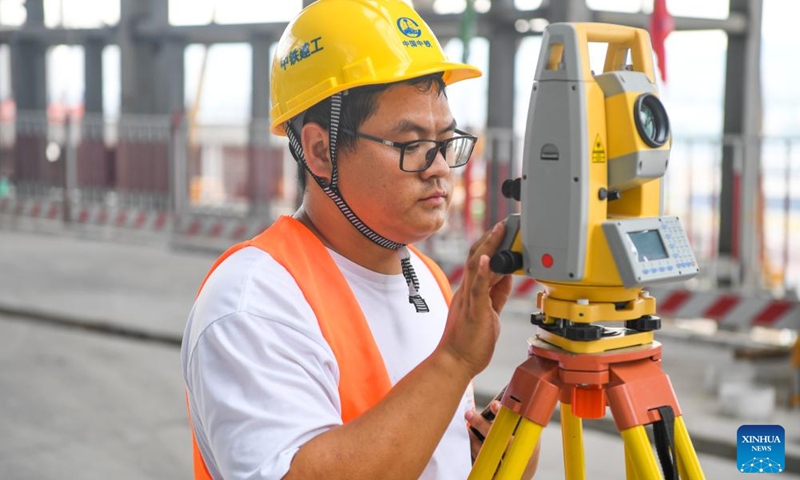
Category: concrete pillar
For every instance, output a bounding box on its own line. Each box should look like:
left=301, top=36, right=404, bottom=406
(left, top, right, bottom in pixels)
left=83, top=40, right=104, bottom=114
left=11, top=0, right=48, bottom=192
left=251, top=37, right=271, bottom=121
left=119, top=0, right=182, bottom=115
left=119, top=0, right=155, bottom=114
left=545, top=0, right=592, bottom=23
left=10, top=41, right=47, bottom=112
left=249, top=36, right=280, bottom=218
left=117, top=0, right=181, bottom=207
left=154, top=40, right=185, bottom=115
left=486, top=24, right=517, bottom=227
left=11, top=0, right=46, bottom=111
left=80, top=40, right=106, bottom=195
left=24, top=0, right=45, bottom=25
left=719, top=0, right=763, bottom=290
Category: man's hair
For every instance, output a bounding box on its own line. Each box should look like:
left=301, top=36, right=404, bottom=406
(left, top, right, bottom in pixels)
left=296, top=73, right=447, bottom=191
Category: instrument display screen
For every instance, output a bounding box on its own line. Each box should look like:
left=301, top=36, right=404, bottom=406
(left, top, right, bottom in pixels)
left=628, top=230, right=668, bottom=262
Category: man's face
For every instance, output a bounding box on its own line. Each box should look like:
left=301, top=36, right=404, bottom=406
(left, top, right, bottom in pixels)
left=336, top=83, right=457, bottom=245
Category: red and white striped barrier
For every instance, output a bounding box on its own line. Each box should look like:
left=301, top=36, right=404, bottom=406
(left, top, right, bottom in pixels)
left=1, top=198, right=263, bottom=241
left=0, top=197, right=63, bottom=220
left=1, top=199, right=171, bottom=232
left=73, top=205, right=171, bottom=231
left=173, top=215, right=268, bottom=241
left=648, top=287, right=799, bottom=330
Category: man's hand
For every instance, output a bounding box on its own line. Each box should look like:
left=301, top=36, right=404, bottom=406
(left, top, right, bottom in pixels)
left=437, top=222, right=513, bottom=381
left=466, top=400, right=500, bottom=458
left=466, top=400, right=541, bottom=479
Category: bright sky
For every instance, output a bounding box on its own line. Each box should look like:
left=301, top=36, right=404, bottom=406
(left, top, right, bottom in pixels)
left=0, top=0, right=302, bottom=26
left=168, top=0, right=302, bottom=25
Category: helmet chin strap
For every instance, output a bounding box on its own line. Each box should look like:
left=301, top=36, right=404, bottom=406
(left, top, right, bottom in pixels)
left=286, top=92, right=429, bottom=313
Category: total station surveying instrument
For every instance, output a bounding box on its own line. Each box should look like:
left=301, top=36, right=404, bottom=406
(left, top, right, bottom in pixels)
left=468, top=23, right=705, bottom=480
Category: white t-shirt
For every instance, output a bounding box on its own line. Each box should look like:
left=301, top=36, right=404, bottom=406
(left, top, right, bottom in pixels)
left=181, top=245, right=474, bottom=480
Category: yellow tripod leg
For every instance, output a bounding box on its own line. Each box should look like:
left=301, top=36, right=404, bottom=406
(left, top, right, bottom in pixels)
left=494, top=417, right=543, bottom=480
left=620, top=425, right=663, bottom=480
left=674, top=416, right=705, bottom=479
left=469, top=406, right=520, bottom=480
left=560, top=404, right=586, bottom=480
left=624, top=445, right=639, bottom=480
left=677, top=456, right=690, bottom=480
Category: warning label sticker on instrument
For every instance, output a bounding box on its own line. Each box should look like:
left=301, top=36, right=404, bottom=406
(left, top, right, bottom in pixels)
left=592, top=134, right=606, bottom=163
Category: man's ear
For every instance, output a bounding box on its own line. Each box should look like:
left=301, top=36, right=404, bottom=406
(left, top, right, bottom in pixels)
left=300, top=122, right=332, bottom=185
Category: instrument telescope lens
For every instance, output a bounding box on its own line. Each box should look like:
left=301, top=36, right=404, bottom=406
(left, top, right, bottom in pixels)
left=633, top=93, right=670, bottom=148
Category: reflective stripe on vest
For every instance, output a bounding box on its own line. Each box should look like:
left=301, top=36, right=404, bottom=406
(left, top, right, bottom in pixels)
left=189, top=216, right=453, bottom=479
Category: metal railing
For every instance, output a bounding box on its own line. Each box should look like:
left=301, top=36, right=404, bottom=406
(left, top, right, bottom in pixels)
left=0, top=112, right=797, bottom=297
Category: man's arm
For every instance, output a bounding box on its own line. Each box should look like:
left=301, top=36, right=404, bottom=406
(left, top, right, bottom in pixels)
left=284, top=222, right=513, bottom=480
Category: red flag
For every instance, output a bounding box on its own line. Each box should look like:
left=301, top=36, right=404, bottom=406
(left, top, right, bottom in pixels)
left=650, top=0, right=674, bottom=83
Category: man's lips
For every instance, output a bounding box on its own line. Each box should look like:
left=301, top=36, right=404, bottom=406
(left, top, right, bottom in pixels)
left=420, top=191, right=447, bottom=202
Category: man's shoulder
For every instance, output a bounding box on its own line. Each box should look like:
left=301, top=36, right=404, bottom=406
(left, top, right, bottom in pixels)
left=205, top=245, right=290, bottom=290
left=184, top=245, right=328, bottom=354
left=194, top=246, right=309, bottom=322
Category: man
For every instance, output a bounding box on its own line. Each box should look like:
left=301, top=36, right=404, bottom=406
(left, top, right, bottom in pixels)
left=181, top=1, right=537, bottom=478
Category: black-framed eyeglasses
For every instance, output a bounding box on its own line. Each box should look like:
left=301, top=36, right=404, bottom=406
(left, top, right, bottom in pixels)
left=341, top=128, right=477, bottom=173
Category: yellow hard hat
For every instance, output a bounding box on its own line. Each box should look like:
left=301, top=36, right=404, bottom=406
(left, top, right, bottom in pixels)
left=269, top=0, right=483, bottom=136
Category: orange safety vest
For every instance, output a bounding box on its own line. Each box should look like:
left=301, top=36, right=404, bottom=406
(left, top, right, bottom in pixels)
left=188, top=216, right=453, bottom=479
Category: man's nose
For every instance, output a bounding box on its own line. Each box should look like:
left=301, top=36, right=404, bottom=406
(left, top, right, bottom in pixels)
left=422, top=145, right=450, bottom=177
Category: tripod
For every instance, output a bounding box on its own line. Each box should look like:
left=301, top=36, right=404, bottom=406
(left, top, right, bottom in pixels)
left=468, top=292, right=706, bottom=480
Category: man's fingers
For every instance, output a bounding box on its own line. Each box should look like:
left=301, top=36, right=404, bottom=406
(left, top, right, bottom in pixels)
left=469, top=255, right=492, bottom=311
left=468, top=227, right=494, bottom=258
left=467, top=233, right=486, bottom=258
left=482, top=221, right=506, bottom=256
left=489, top=275, right=514, bottom=313
left=463, top=222, right=506, bottom=291
left=466, top=407, right=493, bottom=440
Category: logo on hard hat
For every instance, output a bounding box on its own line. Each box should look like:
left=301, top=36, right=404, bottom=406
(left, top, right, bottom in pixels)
left=397, top=17, right=422, bottom=38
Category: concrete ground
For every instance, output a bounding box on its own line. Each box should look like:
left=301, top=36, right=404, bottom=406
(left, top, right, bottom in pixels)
left=0, top=312, right=190, bottom=479
left=0, top=226, right=798, bottom=479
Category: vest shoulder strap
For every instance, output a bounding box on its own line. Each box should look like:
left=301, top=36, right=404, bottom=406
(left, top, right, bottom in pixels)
left=250, top=216, right=393, bottom=420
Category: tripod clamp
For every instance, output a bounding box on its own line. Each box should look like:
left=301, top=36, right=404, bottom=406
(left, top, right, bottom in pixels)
left=531, top=312, right=662, bottom=341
